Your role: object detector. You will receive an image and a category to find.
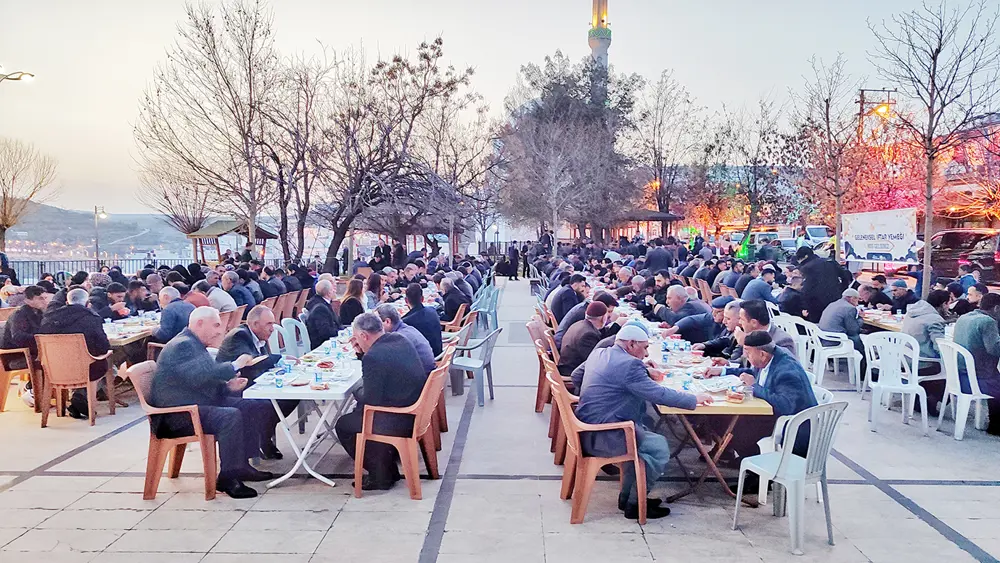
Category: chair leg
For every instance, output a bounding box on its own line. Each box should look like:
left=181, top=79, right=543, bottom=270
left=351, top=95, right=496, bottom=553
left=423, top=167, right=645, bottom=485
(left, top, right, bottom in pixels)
left=936, top=392, right=951, bottom=431
left=200, top=435, right=217, bottom=500
left=400, top=440, right=422, bottom=500
left=430, top=413, right=442, bottom=451
left=733, top=468, right=747, bottom=530
left=86, top=383, right=98, bottom=426
left=143, top=438, right=169, bottom=500
left=868, top=388, right=880, bottom=432
left=40, top=380, right=52, bottom=428
left=485, top=363, right=495, bottom=401
left=901, top=393, right=912, bottom=425
left=473, top=368, right=485, bottom=407
left=974, top=399, right=987, bottom=430
left=560, top=451, right=577, bottom=500
left=535, top=364, right=550, bottom=413
left=167, top=443, right=186, bottom=478
left=353, top=435, right=366, bottom=499
left=436, top=391, right=449, bottom=432
left=0, top=372, right=14, bottom=412
left=954, top=396, right=972, bottom=440
left=820, top=475, right=834, bottom=545
left=634, top=457, right=647, bottom=526
left=105, top=366, right=116, bottom=416
left=787, top=480, right=805, bottom=555
left=553, top=424, right=566, bottom=466
left=917, top=391, right=929, bottom=436
left=31, top=369, right=42, bottom=414
left=419, top=434, right=440, bottom=479
left=548, top=402, right=560, bottom=440
left=569, top=459, right=601, bottom=524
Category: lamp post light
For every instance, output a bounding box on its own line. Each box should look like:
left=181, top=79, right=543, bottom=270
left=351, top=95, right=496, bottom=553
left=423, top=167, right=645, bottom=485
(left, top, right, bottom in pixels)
left=94, top=206, right=107, bottom=264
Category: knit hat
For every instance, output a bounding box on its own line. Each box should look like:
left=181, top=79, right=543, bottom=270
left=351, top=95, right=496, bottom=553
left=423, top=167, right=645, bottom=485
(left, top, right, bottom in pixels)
left=585, top=301, right=608, bottom=319
left=711, top=296, right=735, bottom=309
left=744, top=330, right=773, bottom=348
left=891, top=280, right=908, bottom=288
left=88, top=273, right=111, bottom=288
left=616, top=324, right=649, bottom=342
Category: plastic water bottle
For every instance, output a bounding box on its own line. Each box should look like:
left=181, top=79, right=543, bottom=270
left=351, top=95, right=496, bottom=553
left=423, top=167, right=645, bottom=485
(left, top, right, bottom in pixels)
left=274, top=371, right=285, bottom=389
left=314, top=370, right=322, bottom=384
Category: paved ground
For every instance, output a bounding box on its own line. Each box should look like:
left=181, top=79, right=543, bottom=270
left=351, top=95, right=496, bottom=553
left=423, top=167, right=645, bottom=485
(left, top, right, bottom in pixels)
left=1, top=278, right=998, bottom=562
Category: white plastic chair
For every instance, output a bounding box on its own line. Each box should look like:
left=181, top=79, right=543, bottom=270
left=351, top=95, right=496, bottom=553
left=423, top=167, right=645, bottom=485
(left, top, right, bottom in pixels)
left=756, top=384, right=835, bottom=506
left=734, top=401, right=849, bottom=555
left=765, top=301, right=780, bottom=320
left=935, top=339, right=993, bottom=440
left=866, top=332, right=928, bottom=436
left=803, top=321, right=861, bottom=388
left=771, top=315, right=809, bottom=366
left=267, top=323, right=292, bottom=356
left=281, top=317, right=311, bottom=357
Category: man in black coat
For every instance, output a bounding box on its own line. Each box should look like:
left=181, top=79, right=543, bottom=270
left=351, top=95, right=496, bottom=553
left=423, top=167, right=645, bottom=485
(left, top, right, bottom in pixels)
left=551, top=274, right=588, bottom=324
left=2, top=285, right=48, bottom=358
left=304, top=279, right=341, bottom=347
left=440, top=277, right=471, bottom=322
left=150, top=306, right=274, bottom=498
left=507, top=243, right=520, bottom=281
left=401, top=283, right=443, bottom=356
left=334, top=313, right=427, bottom=490
left=644, top=239, right=673, bottom=274
left=391, top=239, right=407, bottom=269
left=89, top=282, right=130, bottom=321
left=797, top=247, right=852, bottom=323
left=38, top=288, right=112, bottom=419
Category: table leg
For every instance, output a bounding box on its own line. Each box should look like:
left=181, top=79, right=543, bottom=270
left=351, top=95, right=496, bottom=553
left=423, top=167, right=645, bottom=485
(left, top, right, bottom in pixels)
left=266, top=399, right=339, bottom=489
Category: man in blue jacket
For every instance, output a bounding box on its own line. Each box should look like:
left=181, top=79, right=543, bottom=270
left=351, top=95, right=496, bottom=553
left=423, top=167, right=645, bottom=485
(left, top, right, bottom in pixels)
left=222, top=271, right=256, bottom=315
left=575, top=325, right=712, bottom=520
left=152, top=286, right=195, bottom=343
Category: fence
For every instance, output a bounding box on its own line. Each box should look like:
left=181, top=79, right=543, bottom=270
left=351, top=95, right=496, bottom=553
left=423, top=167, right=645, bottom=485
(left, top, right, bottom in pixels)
left=9, top=258, right=286, bottom=285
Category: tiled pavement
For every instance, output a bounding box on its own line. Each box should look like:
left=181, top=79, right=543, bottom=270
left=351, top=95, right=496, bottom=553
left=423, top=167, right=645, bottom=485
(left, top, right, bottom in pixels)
left=1, top=278, right=999, bottom=562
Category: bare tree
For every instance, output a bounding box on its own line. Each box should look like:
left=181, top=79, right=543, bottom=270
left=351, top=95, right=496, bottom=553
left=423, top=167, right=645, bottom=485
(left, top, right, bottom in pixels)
left=135, top=0, right=278, bottom=253
left=634, top=70, right=703, bottom=230
left=0, top=137, right=58, bottom=251
left=791, top=55, right=865, bottom=249
left=869, top=0, right=1000, bottom=297
left=136, top=160, right=211, bottom=259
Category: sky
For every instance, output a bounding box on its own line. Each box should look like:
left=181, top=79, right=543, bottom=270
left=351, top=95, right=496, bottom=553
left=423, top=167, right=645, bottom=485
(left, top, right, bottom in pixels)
left=0, top=0, right=925, bottom=214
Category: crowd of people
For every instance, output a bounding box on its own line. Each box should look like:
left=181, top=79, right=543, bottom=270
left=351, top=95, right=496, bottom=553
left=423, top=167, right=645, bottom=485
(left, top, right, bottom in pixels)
left=523, top=232, right=999, bottom=519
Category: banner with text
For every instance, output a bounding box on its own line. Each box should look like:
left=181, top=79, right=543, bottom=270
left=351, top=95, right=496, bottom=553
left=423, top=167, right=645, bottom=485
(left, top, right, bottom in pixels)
left=841, top=208, right=920, bottom=263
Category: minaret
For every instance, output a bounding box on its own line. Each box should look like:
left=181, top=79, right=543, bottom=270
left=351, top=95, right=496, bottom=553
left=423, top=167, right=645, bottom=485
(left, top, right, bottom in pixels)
left=588, top=0, right=611, bottom=67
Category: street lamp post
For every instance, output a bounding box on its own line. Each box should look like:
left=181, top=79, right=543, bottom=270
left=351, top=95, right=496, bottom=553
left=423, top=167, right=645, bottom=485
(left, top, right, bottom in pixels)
left=856, top=88, right=897, bottom=142
left=94, top=206, right=107, bottom=265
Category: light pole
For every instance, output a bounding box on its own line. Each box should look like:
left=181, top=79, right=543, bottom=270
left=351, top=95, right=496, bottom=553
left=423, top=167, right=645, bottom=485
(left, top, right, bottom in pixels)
left=94, top=206, right=107, bottom=264
left=856, top=88, right=896, bottom=142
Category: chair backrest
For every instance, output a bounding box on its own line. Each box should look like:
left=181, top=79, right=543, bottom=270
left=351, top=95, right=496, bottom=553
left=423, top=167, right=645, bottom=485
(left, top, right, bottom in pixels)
left=280, top=292, right=297, bottom=321
left=543, top=328, right=561, bottom=363
left=697, top=278, right=713, bottom=303
left=0, top=307, right=18, bottom=322
left=436, top=344, right=457, bottom=369
left=936, top=339, right=985, bottom=397
left=268, top=323, right=291, bottom=355
left=811, top=384, right=834, bottom=405
left=261, top=296, right=277, bottom=311
left=413, top=353, right=454, bottom=437
left=526, top=321, right=548, bottom=352
left=229, top=305, right=247, bottom=332
left=281, top=317, right=311, bottom=356
left=217, top=310, right=234, bottom=334
left=545, top=307, right=558, bottom=330
left=775, top=401, right=849, bottom=480
left=545, top=369, right=586, bottom=461
left=122, top=361, right=157, bottom=412
left=865, top=332, right=920, bottom=388
left=446, top=303, right=468, bottom=329
left=330, top=298, right=342, bottom=318
left=765, top=301, right=780, bottom=319
left=293, top=289, right=309, bottom=317
left=35, top=334, right=94, bottom=387
left=452, top=321, right=475, bottom=348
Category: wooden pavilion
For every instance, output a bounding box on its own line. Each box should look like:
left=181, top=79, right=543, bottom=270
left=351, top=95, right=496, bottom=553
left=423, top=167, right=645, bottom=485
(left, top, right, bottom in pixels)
left=186, top=220, right=279, bottom=263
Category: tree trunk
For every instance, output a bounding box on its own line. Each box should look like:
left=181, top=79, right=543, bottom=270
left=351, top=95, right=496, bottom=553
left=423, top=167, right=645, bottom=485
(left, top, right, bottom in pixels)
left=191, top=238, right=199, bottom=263
left=246, top=210, right=257, bottom=260
left=921, top=155, right=935, bottom=300
left=551, top=208, right=559, bottom=257
left=0, top=227, right=7, bottom=253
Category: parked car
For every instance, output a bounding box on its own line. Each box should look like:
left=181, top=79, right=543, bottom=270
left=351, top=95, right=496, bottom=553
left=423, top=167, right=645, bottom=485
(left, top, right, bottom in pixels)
left=925, top=228, right=1000, bottom=283
left=803, top=225, right=833, bottom=246
left=777, top=238, right=798, bottom=261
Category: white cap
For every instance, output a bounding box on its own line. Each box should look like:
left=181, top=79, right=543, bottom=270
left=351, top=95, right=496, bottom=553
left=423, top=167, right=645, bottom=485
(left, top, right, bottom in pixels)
left=616, top=324, right=650, bottom=343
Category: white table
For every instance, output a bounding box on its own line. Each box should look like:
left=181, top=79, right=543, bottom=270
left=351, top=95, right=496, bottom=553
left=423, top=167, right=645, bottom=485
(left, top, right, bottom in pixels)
left=244, top=360, right=363, bottom=489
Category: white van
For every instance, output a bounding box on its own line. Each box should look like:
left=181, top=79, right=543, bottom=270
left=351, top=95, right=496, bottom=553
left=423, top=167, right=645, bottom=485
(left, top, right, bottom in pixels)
left=804, top=225, right=833, bottom=245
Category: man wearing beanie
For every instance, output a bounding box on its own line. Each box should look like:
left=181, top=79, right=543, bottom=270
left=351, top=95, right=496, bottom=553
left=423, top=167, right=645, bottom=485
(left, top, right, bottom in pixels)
left=709, top=330, right=817, bottom=492
left=576, top=324, right=712, bottom=519
left=557, top=301, right=611, bottom=377
left=553, top=291, right=623, bottom=349
left=890, top=279, right=919, bottom=314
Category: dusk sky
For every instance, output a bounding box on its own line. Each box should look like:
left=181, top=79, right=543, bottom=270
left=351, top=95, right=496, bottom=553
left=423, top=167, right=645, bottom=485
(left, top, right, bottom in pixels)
left=0, top=0, right=923, bottom=214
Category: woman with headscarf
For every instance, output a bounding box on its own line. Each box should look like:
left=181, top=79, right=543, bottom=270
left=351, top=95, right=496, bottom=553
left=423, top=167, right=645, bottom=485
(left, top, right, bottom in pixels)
left=108, top=266, right=129, bottom=286
left=173, top=264, right=192, bottom=285
left=187, top=263, right=205, bottom=283
left=291, top=264, right=315, bottom=298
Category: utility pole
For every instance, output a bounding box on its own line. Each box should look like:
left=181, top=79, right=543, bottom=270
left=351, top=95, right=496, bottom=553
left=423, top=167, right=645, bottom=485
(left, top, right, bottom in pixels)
left=856, top=88, right=897, bottom=142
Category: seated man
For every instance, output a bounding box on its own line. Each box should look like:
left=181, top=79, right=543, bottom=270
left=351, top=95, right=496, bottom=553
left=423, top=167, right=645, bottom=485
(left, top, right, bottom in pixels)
left=666, top=296, right=733, bottom=344
left=648, top=285, right=711, bottom=325
left=152, top=286, right=195, bottom=343
left=196, top=279, right=237, bottom=313
left=1, top=285, right=51, bottom=407
left=709, top=330, right=818, bottom=490
left=554, top=292, right=620, bottom=349
left=740, top=265, right=778, bottom=303
left=889, top=279, right=919, bottom=314
left=375, top=303, right=436, bottom=375
left=778, top=274, right=805, bottom=317
left=439, top=277, right=471, bottom=322
left=551, top=274, right=588, bottom=325
left=334, top=313, right=427, bottom=490
left=125, top=280, right=159, bottom=315
left=402, top=283, right=443, bottom=357
left=149, top=306, right=274, bottom=498
left=818, top=288, right=864, bottom=359
left=215, top=305, right=287, bottom=459
left=946, top=281, right=976, bottom=317
left=614, top=274, right=644, bottom=301
left=952, top=292, right=1000, bottom=435
left=731, top=299, right=797, bottom=364
left=557, top=302, right=611, bottom=377
left=304, top=279, right=341, bottom=347
left=223, top=271, right=255, bottom=313
left=575, top=325, right=711, bottom=520
left=695, top=299, right=742, bottom=359
left=89, top=281, right=130, bottom=320
left=864, top=275, right=894, bottom=309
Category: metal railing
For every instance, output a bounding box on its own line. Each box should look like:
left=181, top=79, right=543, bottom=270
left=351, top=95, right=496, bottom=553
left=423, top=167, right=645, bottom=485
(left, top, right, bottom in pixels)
left=8, top=258, right=286, bottom=284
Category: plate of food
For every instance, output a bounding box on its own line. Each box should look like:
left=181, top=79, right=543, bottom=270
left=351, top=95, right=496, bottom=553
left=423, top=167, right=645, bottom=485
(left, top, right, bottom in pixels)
left=288, top=378, right=309, bottom=387
left=317, top=360, right=335, bottom=370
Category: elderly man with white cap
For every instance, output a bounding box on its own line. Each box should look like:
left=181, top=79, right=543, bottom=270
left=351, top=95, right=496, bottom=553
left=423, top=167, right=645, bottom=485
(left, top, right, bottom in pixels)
left=818, top=287, right=865, bottom=358
left=574, top=324, right=712, bottom=520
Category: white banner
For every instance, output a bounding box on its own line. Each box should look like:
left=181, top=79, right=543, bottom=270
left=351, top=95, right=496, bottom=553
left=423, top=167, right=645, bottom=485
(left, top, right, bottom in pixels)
left=841, top=208, right=920, bottom=264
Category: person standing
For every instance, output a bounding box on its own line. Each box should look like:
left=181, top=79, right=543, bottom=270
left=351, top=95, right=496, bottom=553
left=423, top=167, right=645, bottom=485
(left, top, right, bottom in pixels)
left=507, top=243, right=520, bottom=281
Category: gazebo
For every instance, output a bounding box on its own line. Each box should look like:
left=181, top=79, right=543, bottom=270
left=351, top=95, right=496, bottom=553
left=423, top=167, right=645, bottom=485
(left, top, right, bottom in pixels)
left=610, top=210, right=685, bottom=241
left=186, top=220, right=278, bottom=263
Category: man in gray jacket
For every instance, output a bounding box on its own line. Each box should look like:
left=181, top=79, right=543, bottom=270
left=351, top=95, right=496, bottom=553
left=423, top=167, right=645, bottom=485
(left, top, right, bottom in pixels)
left=818, top=288, right=864, bottom=358
left=647, top=285, right=711, bottom=324
left=575, top=325, right=711, bottom=520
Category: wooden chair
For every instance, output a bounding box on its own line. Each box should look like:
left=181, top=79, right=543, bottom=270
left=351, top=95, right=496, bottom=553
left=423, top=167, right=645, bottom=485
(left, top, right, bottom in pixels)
left=542, top=329, right=561, bottom=364
left=279, top=292, right=296, bottom=321
left=718, top=284, right=733, bottom=298
left=0, top=307, right=19, bottom=323
left=527, top=320, right=552, bottom=413
left=440, top=303, right=468, bottom=333
left=548, top=370, right=648, bottom=525
left=546, top=307, right=559, bottom=331
left=217, top=310, right=234, bottom=334
left=696, top=278, right=718, bottom=304
left=125, top=361, right=217, bottom=501
left=260, top=296, right=277, bottom=312
left=292, top=289, right=309, bottom=318
left=229, top=305, right=247, bottom=331
left=0, top=348, right=36, bottom=412
left=355, top=266, right=373, bottom=279
left=353, top=358, right=452, bottom=500
left=146, top=342, right=166, bottom=362
left=35, top=334, right=115, bottom=427
left=540, top=350, right=576, bottom=466
left=430, top=345, right=457, bottom=451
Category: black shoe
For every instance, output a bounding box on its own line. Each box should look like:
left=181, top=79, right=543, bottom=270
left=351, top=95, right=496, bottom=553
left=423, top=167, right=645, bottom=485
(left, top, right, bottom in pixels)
left=96, top=389, right=108, bottom=402
left=218, top=479, right=258, bottom=499
left=241, top=468, right=276, bottom=482
left=601, top=464, right=620, bottom=476
left=352, top=476, right=395, bottom=491
left=260, top=442, right=284, bottom=460
left=730, top=474, right=761, bottom=496
left=619, top=497, right=663, bottom=511
left=624, top=503, right=671, bottom=520
left=66, top=404, right=88, bottom=420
